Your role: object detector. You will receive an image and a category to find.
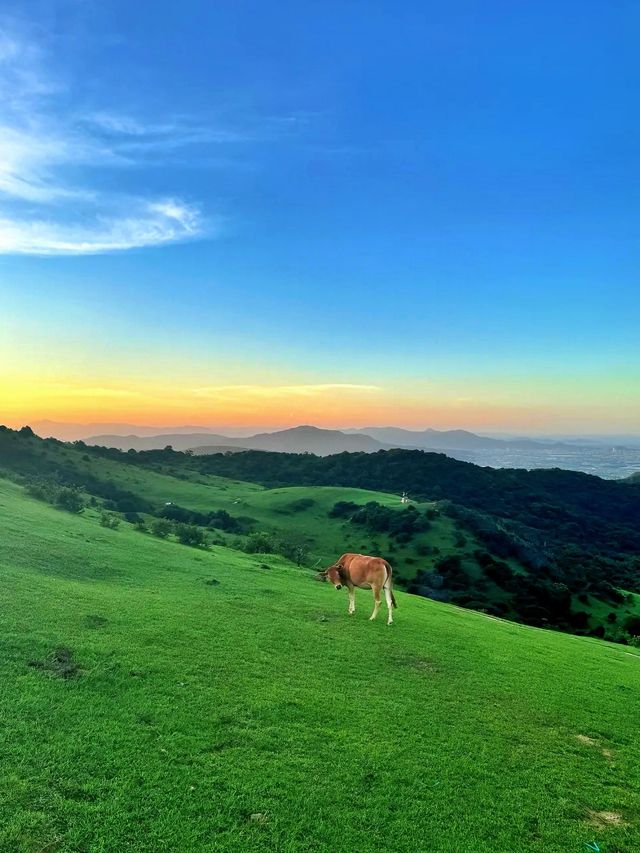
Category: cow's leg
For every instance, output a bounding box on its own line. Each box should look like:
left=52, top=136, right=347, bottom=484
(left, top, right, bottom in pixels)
left=384, top=586, right=394, bottom=625
left=369, top=584, right=381, bottom=621
left=348, top=585, right=356, bottom=615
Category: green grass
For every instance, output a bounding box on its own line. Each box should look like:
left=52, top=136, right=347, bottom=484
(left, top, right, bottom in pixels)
left=15, top=440, right=486, bottom=579
left=1, top=476, right=639, bottom=852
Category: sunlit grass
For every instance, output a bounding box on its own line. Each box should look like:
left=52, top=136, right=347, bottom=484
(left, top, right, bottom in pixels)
left=1, top=477, right=639, bottom=852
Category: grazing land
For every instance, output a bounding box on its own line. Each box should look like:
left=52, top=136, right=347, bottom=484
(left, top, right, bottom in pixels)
left=0, top=426, right=472, bottom=577
left=2, top=427, right=640, bottom=640
left=1, top=476, right=639, bottom=852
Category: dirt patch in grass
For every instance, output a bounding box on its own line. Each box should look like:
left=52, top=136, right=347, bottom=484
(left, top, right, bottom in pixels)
left=575, top=734, right=615, bottom=761
left=576, top=734, right=598, bottom=747
left=84, top=614, right=108, bottom=628
left=28, top=646, right=81, bottom=679
left=587, top=810, right=628, bottom=828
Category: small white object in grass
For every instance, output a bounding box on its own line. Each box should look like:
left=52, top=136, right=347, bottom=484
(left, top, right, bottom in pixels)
left=249, top=813, right=268, bottom=824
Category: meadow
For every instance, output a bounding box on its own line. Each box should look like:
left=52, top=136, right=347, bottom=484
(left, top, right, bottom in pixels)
left=3, top=427, right=639, bottom=639
left=1, top=475, right=639, bottom=853
left=0, top=428, right=487, bottom=581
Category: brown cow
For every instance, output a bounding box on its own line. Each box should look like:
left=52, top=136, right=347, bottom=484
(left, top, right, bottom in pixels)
left=319, top=553, right=397, bottom=625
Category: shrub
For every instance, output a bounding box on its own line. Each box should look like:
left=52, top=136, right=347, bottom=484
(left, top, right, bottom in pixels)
left=24, top=477, right=84, bottom=513
left=328, top=500, right=359, bottom=518
left=623, top=615, right=640, bottom=635
left=287, top=497, right=316, bottom=512
left=277, top=539, right=309, bottom=566
left=151, top=518, right=172, bottom=538
left=175, top=523, right=206, bottom=547
left=25, top=477, right=58, bottom=503
left=244, top=532, right=277, bottom=554
left=242, top=531, right=309, bottom=566
left=605, top=628, right=630, bottom=645
left=99, top=512, right=120, bottom=529
left=569, top=610, right=589, bottom=629
left=56, top=487, right=85, bottom=513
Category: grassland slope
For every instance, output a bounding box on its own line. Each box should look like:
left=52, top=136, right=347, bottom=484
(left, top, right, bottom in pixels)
left=2, top=427, right=639, bottom=639
left=1, top=476, right=639, bottom=852
left=0, top=427, right=473, bottom=580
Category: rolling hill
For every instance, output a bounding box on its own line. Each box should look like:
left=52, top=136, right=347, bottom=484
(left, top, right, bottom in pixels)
left=0, top=426, right=483, bottom=587
left=1, top=475, right=639, bottom=852
left=2, top=426, right=640, bottom=642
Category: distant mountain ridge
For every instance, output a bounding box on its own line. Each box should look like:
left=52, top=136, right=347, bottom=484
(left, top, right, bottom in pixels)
left=86, top=425, right=396, bottom=455
left=84, top=423, right=565, bottom=455
left=87, top=432, right=236, bottom=452
left=345, top=426, right=552, bottom=450
left=30, top=420, right=221, bottom=442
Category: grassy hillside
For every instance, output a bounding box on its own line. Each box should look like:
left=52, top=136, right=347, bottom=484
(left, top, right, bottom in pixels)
left=0, top=427, right=499, bottom=582
left=1, top=476, right=639, bottom=852
left=2, top=427, right=640, bottom=640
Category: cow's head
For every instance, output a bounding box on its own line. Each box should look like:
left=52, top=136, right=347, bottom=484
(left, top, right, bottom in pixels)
left=318, top=564, right=344, bottom=590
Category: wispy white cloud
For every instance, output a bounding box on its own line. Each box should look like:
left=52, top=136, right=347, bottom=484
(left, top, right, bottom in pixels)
left=83, top=111, right=249, bottom=149
left=0, top=22, right=221, bottom=255
left=38, top=384, right=143, bottom=398
left=190, top=384, right=381, bottom=399
left=0, top=197, right=203, bottom=255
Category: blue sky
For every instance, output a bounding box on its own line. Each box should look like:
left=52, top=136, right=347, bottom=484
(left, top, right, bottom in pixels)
left=1, top=1, right=639, bottom=432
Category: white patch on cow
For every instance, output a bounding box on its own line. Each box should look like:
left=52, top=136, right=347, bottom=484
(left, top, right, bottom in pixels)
left=370, top=599, right=380, bottom=620
left=348, top=589, right=355, bottom=614
left=384, top=587, right=394, bottom=624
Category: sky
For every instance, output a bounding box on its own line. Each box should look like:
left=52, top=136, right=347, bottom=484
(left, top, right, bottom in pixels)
left=1, top=0, right=639, bottom=434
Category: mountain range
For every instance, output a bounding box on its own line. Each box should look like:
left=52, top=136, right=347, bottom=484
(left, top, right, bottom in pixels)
left=79, top=422, right=582, bottom=455
left=343, top=426, right=550, bottom=450
left=28, top=420, right=223, bottom=442
left=27, top=421, right=631, bottom=455
left=84, top=425, right=394, bottom=454
left=21, top=421, right=640, bottom=478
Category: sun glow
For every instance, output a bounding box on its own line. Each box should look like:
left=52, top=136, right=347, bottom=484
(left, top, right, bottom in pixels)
left=3, top=371, right=640, bottom=434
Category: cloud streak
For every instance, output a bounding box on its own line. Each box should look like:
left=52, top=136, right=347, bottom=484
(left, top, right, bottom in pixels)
left=190, top=383, right=381, bottom=399
left=0, top=198, right=203, bottom=255
left=0, top=23, right=217, bottom=255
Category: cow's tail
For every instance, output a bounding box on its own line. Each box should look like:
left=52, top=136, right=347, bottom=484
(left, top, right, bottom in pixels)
left=384, top=561, right=397, bottom=608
